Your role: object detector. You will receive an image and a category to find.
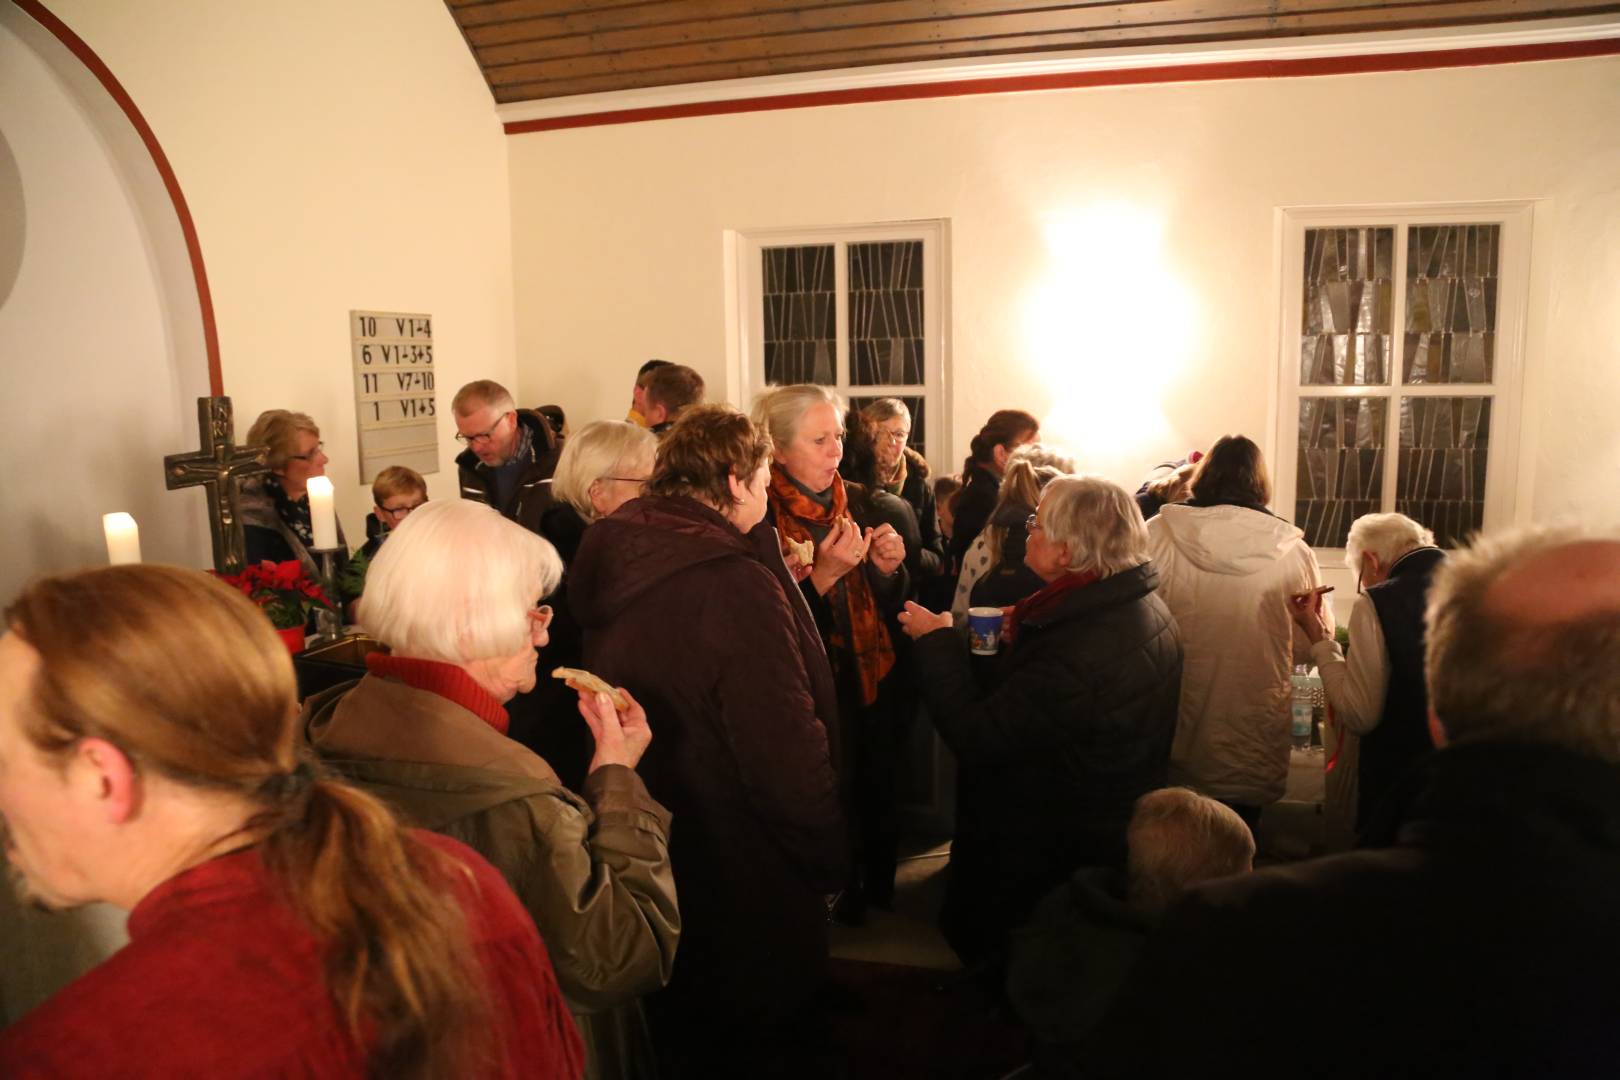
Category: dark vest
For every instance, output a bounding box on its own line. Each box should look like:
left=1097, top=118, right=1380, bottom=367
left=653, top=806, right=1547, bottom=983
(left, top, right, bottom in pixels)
left=1359, top=546, right=1446, bottom=844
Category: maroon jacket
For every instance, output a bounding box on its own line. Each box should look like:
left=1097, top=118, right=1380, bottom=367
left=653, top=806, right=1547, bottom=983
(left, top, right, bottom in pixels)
left=569, top=495, right=845, bottom=1032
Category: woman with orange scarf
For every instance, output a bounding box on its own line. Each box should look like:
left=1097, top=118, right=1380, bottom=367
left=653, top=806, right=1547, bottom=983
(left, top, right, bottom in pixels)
left=755, top=385, right=908, bottom=921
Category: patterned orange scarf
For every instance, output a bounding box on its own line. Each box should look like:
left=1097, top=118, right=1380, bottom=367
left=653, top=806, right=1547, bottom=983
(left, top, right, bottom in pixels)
left=769, top=465, right=895, bottom=706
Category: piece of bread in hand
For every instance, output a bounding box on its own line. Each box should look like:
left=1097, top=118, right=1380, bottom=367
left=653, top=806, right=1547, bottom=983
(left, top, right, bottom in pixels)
left=785, top=536, right=814, bottom=566
left=552, top=667, right=629, bottom=710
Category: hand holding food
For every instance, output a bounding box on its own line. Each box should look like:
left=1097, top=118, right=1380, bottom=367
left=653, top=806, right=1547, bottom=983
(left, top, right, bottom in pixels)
left=552, top=666, right=629, bottom=711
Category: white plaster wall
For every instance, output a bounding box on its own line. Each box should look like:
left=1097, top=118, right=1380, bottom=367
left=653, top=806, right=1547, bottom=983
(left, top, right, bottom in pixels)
left=508, top=56, right=1620, bottom=526
left=0, top=10, right=212, bottom=604
left=45, top=0, right=519, bottom=540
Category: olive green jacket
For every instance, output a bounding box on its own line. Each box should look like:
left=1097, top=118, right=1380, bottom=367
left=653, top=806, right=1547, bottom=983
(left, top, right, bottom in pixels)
left=302, top=674, right=679, bottom=1080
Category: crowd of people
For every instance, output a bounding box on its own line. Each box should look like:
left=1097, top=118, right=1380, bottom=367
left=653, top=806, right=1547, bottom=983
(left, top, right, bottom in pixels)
left=1, top=364, right=1617, bottom=1079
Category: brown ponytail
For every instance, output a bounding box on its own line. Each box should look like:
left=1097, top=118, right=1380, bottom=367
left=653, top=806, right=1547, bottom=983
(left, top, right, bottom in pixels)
left=965, top=408, right=1040, bottom=475
left=7, top=566, right=490, bottom=1079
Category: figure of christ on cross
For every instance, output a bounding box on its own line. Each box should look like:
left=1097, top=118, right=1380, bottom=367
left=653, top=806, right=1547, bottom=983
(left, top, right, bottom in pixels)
left=164, top=397, right=270, bottom=574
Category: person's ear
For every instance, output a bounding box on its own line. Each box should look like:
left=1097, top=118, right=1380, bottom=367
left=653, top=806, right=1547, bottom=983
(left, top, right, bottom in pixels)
left=992, top=443, right=1010, bottom=471
left=1427, top=706, right=1448, bottom=749
left=646, top=403, right=668, bottom=426
left=71, top=737, right=140, bottom=825
left=725, top=470, right=748, bottom=505
left=1363, top=551, right=1384, bottom=583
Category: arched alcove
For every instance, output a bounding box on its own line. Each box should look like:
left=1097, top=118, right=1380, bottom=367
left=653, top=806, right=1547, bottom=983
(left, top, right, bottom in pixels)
left=0, top=2, right=216, bottom=605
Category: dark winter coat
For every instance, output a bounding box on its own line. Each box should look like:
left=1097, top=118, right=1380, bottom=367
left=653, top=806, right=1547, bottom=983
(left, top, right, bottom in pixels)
left=568, top=495, right=846, bottom=1034
left=455, top=409, right=563, bottom=539
left=949, top=462, right=1001, bottom=568
left=913, top=562, right=1182, bottom=964
left=888, top=446, right=945, bottom=578
left=1091, top=742, right=1620, bottom=1078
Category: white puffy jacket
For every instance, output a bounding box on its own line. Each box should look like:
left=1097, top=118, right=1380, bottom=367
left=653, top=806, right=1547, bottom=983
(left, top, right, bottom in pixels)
left=1147, top=503, right=1325, bottom=806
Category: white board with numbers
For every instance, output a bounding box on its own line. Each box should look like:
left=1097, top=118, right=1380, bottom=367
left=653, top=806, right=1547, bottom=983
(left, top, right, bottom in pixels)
left=351, top=310, right=438, bottom=484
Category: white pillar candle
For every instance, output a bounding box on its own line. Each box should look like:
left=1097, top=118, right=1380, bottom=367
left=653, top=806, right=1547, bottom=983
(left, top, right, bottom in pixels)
left=306, top=476, right=338, bottom=550
left=102, top=512, right=142, bottom=565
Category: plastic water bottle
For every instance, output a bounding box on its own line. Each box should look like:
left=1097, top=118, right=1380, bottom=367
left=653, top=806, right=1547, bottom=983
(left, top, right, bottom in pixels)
left=1290, top=665, right=1314, bottom=750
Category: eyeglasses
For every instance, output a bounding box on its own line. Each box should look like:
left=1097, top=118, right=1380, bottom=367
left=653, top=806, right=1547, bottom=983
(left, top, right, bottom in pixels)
left=379, top=499, right=427, bottom=520
left=455, top=412, right=512, bottom=446
left=602, top=475, right=651, bottom=484
left=878, top=428, right=911, bottom=443
left=287, top=442, right=325, bottom=462
left=1025, top=514, right=1044, bottom=533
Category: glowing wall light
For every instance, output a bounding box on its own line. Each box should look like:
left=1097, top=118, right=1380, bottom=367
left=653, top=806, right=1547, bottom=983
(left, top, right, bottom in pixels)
left=1023, top=203, right=1199, bottom=483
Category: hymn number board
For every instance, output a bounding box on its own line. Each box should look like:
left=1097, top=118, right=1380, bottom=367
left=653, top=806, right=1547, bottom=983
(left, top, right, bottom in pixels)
left=351, top=310, right=438, bottom=484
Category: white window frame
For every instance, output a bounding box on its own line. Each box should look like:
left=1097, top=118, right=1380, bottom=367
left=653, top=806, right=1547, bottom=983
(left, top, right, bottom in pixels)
left=726, top=220, right=951, bottom=471
left=1272, top=201, right=1534, bottom=573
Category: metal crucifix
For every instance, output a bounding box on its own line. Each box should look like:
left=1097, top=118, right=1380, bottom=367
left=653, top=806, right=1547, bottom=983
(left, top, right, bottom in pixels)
left=164, top=397, right=270, bottom=574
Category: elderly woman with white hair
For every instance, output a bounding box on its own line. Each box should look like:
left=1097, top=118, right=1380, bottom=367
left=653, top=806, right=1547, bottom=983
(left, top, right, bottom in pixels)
left=1289, top=511, right=1444, bottom=846
left=544, top=419, right=658, bottom=561
left=522, top=420, right=658, bottom=786
left=899, top=475, right=1183, bottom=969
left=302, top=499, right=680, bottom=1080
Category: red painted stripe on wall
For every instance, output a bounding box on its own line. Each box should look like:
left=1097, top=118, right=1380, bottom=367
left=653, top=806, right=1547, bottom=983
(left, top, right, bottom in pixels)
left=17, top=0, right=224, bottom=396
left=506, top=36, right=1620, bottom=135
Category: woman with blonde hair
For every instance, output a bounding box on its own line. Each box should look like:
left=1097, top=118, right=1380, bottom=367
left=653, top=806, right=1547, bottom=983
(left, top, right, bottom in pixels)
left=952, top=443, right=1077, bottom=621
left=0, top=565, right=582, bottom=1077
left=524, top=419, right=658, bottom=786
left=753, top=384, right=909, bottom=921
left=304, top=499, right=679, bottom=1080
left=240, top=409, right=347, bottom=580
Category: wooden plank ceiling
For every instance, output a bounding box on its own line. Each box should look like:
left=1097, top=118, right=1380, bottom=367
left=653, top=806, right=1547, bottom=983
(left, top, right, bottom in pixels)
left=446, top=0, right=1620, bottom=104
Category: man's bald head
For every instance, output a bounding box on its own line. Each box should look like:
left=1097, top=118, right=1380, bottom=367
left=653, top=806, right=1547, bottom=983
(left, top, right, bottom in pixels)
left=1427, top=529, right=1620, bottom=763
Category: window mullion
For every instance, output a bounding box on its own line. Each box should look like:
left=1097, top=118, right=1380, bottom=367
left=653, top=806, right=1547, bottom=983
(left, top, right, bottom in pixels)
left=1382, top=227, right=1408, bottom=515
left=834, top=240, right=850, bottom=397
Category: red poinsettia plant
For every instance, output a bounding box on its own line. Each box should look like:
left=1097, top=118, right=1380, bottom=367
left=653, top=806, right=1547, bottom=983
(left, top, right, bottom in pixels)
left=214, top=560, right=335, bottom=630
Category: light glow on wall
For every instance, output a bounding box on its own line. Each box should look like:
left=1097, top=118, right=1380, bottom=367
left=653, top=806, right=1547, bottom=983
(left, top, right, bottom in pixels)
left=1023, top=203, right=1199, bottom=484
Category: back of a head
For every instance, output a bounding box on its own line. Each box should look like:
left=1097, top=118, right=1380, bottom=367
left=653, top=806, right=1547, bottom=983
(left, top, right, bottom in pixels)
left=636, top=358, right=673, bottom=384
left=643, top=364, right=706, bottom=417
left=995, top=444, right=1075, bottom=514
left=362, top=500, right=561, bottom=663
left=752, top=384, right=842, bottom=452
left=966, top=408, right=1040, bottom=471
left=1426, top=526, right=1620, bottom=763
left=839, top=406, right=880, bottom=486
left=247, top=409, right=319, bottom=471
left=451, top=379, right=515, bottom=417
left=647, top=403, right=772, bottom=509
left=5, top=565, right=491, bottom=1077
left=1346, top=512, right=1435, bottom=571
left=1127, top=787, right=1255, bottom=916
left=552, top=420, right=657, bottom=520
left=1188, top=434, right=1270, bottom=507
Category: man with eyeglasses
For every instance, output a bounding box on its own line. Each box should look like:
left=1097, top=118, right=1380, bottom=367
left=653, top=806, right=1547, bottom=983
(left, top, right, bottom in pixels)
left=452, top=379, right=563, bottom=539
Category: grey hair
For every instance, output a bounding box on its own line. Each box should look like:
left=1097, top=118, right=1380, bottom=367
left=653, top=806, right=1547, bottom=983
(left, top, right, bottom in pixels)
left=1038, top=475, right=1149, bottom=579
left=551, top=420, right=656, bottom=522
left=360, top=500, right=562, bottom=664
left=450, top=379, right=516, bottom=417
left=1425, top=525, right=1620, bottom=763
left=860, top=398, right=911, bottom=426
left=751, top=384, right=845, bottom=453
left=1127, top=787, right=1255, bottom=916
left=1345, top=512, right=1435, bottom=573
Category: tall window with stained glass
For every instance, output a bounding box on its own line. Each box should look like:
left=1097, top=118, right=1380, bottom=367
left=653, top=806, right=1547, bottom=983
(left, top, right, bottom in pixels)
left=1291, top=221, right=1505, bottom=550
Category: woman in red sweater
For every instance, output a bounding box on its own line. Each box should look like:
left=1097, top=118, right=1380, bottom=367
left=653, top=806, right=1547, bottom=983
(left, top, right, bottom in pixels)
left=0, top=565, right=583, bottom=1079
